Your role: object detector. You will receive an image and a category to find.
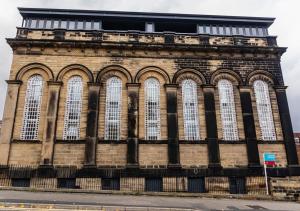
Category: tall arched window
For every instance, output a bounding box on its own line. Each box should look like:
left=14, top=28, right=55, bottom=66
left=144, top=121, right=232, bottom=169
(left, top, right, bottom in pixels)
left=182, top=79, right=200, bottom=140
left=145, top=78, right=160, bottom=140
left=21, top=75, right=43, bottom=140
left=253, top=80, right=276, bottom=140
left=63, top=76, right=83, bottom=140
left=105, top=77, right=122, bottom=140
left=218, top=79, right=239, bottom=140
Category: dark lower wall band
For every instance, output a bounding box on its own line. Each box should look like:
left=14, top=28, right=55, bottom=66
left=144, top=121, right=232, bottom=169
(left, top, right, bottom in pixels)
left=240, top=90, right=260, bottom=167
left=203, top=87, right=221, bottom=168
left=275, top=88, right=299, bottom=166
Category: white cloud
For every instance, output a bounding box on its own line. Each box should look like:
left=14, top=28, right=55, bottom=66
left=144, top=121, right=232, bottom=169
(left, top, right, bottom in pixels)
left=0, top=0, right=299, bottom=130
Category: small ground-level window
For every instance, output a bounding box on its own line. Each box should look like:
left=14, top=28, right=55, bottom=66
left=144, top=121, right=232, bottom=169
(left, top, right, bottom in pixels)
left=101, top=178, right=120, bottom=190
left=145, top=178, right=163, bottom=192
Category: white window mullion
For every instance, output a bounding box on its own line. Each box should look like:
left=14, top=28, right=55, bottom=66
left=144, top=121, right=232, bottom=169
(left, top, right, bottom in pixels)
left=182, top=79, right=200, bottom=140
left=218, top=79, right=239, bottom=141
left=254, top=80, right=276, bottom=141
left=21, top=75, right=43, bottom=140
left=145, top=78, right=160, bottom=140
left=105, top=77, right=122, bottom=140
left=63, top=76, right=83, bottom=140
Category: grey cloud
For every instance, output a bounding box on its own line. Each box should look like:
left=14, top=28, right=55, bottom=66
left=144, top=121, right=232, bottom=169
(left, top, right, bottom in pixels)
left=0, top=0, right=299, bottom=131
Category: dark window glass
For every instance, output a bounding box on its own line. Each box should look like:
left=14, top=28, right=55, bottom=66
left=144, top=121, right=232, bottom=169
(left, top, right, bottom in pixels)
left=57, top=178, right=76, bottom=189
left=145, top=178, right=163, bottom=192
left=101, top=178, right=120, bottom=190
left=188, top=177, right=206, bottom=193
left=12, top=179, right=30, bottom=187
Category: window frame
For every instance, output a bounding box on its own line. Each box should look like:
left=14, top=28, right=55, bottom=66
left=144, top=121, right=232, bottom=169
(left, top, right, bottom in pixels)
left=104, top=77, right=122, bottom=140
left=21, top=75, right=44, bottom=140
left=182, top=79, right=200, bottom=141
left=217, top=79, right=239, bottom=141
left=144, top=78, right=161, bottom=140
left=253, top=80, right=276, bottom=141
left=63, top=76, right=83, bottom=140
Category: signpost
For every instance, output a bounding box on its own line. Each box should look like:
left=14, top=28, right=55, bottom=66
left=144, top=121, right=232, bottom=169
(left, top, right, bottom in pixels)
left=263, top=153, right=276, bottom=195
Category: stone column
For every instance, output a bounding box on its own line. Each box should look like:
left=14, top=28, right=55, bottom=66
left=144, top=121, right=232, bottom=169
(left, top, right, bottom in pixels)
left=40, top=81, right=62, bottom=166
left=165, top=84, right=180, bottom=168
left=0, top=80, right=22, bottom=165
left=275, top=86, right=298, bottom=166
left=203, top=85, right=221, bottom=168
left=239, top=86, right=260, bottom=167
left=126, top=83, right=140, bottom=167
left=84, top=83, right=101, bottom=167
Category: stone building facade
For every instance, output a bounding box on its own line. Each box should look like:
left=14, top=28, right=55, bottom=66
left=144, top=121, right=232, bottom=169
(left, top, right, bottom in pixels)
left=0, top=8, right=298, bottom=193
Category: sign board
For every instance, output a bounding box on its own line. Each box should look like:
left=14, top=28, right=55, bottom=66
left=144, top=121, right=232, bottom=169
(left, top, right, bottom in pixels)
left=263, top=153, right=276, bottom=167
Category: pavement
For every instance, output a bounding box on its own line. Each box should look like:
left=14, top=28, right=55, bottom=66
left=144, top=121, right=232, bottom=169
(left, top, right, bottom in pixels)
left=0, top=190, right=299, bottom=211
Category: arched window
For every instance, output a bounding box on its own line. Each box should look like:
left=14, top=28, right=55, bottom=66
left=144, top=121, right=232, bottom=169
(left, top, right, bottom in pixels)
left=218, top=79, right=239, bottom=140
left=145, top=78, right=160, bottom=140
left=21, top=75, right=43, bottom=140
left=182, top=79, right=200, bottom=140
left=105, top=77, right=122, bottom=140
left=253, top=80, right=276, bottom=140
left=63, top=76, right=83, bottom=140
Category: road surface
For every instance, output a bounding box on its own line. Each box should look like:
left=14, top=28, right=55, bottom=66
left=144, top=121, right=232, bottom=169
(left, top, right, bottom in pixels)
left=0, top=190, right=299, bottom=210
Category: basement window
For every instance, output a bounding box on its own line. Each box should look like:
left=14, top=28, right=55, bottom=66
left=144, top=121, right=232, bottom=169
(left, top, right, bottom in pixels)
left=12, top=178, right=30, bottom=187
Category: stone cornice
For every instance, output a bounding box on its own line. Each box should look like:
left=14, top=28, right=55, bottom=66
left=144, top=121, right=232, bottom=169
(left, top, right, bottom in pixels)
left=6, top=38, right=287, bottom=58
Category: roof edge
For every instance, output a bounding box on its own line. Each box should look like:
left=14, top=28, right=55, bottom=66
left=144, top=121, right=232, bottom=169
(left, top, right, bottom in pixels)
left=18, top=7, right=275, bottom=26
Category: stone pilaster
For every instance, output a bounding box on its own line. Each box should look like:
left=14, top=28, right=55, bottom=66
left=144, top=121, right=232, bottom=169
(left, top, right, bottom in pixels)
left=275, top=86, right=298, bottom=166
left=0, top=80, right=22, bottom=165
left=165, top=84, right=180, bottom=168
left=203, top=85, right=221, bottom=168
left=40, top=81, right=62, bottom=165
left=239, top=86, right=260, bottom=167
left=126, top=83, right=140, bottom=167
left=84, top=83, right=101, bottom=166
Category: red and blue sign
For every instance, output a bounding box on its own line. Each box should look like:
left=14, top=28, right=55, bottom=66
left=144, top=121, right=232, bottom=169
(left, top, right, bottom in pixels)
left=263, top=153, right=276, bottom=167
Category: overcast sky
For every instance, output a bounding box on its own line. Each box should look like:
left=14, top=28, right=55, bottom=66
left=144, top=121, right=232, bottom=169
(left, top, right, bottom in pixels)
left=0, top=0, right=299, bottom=130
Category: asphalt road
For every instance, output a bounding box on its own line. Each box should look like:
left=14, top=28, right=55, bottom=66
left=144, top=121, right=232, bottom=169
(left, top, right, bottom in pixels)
left=0, top=190, right=300, bottom=211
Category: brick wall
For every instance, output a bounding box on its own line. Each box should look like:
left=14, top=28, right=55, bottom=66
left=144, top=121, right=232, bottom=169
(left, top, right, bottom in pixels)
left=180, top=144, right=208, bottom=167
left=139, top=144, right=168, bottom=166
left=219, top=144, right=248, bottom=167
left=53, top=144, right=85, bottom=167
left=9, top=143, right=42, bottom=165
left=96, top=144, right=127, bottom=166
